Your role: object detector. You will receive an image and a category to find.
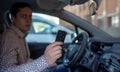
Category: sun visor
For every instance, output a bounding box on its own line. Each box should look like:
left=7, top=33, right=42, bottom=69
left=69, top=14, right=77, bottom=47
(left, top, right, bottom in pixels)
left=70, top=0, right=89, bottom=5
left=37, top=0, right=69, bottom=10
left=37, top=0, right=90, bottom=10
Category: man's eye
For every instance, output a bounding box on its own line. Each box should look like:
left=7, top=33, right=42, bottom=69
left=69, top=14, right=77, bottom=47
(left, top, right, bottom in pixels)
left=22, top=15, right=26, bottom=18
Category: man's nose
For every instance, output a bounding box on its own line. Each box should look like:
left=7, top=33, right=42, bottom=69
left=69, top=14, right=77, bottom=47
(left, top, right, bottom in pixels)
left=26, top=17, right=32, bottom=23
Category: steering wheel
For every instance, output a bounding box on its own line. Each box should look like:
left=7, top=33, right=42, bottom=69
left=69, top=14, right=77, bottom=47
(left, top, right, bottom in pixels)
left=63, top=32, right=88, bottom=67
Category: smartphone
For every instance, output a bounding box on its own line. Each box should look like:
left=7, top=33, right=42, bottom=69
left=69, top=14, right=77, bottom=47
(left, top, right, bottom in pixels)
left=55, top=30, right=67, bottom=64
left=55, top=30, right=67, bottom=42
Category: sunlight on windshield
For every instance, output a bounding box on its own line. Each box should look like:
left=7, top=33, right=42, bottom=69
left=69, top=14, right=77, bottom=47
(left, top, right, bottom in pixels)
left=64, top=0, right=120, bottom=38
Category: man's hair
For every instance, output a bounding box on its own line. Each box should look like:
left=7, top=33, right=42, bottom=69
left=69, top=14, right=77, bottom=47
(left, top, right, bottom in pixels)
left=10, top=2, right=32, bottom=17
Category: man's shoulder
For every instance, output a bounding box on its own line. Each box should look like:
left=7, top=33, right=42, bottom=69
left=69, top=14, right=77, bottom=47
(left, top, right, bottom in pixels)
left=2, top=28, right=17, bottom=37
left=0, top=28, right=19, bottom=43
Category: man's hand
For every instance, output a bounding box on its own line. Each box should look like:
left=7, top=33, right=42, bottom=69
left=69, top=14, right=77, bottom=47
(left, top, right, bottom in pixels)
left=44, top=42, right=63, bottom=67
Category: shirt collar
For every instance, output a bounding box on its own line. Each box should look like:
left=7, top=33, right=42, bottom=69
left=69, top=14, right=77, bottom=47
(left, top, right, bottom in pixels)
left=10, top=25, right=26, bottom=38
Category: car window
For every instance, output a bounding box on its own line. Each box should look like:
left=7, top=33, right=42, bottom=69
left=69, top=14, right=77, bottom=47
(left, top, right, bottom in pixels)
left=26, top=13, right=81, bottom=43
left=29, top=21, right=53, bottom=34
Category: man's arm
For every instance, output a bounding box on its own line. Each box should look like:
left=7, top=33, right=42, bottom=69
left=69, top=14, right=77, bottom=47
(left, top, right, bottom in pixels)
left=0, top=56, right=48, bottom=72
left=0, top=34, right=48, bottom=72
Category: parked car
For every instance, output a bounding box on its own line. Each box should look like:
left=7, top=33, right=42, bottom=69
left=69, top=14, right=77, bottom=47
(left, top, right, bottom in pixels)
left=0, top=0, right=120, bottom=72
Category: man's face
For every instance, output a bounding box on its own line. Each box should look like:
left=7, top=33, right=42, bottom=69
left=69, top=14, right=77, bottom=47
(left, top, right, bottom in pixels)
left=12, top=7, right=32, bottom=34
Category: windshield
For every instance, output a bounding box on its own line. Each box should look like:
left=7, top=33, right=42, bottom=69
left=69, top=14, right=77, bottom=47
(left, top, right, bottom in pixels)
left=64, top=0, right=120, bottom=38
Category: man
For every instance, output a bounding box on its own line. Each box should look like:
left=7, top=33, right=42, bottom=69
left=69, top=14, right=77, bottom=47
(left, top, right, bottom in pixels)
left=0, top=2, right=63, bottom=72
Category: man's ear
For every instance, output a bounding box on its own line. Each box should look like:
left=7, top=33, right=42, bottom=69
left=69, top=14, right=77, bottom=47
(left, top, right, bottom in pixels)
left=11, top=16, right=15, bottom=23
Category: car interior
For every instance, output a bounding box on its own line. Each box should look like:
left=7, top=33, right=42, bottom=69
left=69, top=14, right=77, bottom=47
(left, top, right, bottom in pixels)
left=0, top=0, right=120, bottom=72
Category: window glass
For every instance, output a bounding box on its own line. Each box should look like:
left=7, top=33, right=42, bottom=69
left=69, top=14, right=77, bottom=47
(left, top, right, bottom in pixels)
left=110, top=15, right=119, bottom=28
left=32, top=21, right=52, bottom=34
left=26, top=13, right=83, bottom=43
left=64, top=1, right=120, bottom=38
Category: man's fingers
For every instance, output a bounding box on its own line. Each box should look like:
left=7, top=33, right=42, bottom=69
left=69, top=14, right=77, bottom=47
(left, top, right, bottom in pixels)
left=44, top=42, right=63, bottom=67
left=49, top=42, right=63, bottom=48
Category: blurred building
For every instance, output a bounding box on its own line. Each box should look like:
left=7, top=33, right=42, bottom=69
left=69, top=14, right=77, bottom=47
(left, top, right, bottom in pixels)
left=64, top=0, right=120, bottom=37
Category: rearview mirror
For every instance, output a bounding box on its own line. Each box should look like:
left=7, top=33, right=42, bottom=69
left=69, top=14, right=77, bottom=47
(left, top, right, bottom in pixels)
left=89, top=0, right=102, bottom=16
